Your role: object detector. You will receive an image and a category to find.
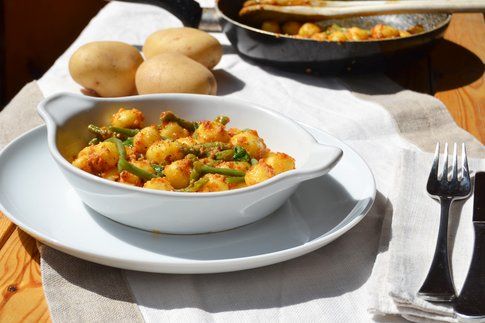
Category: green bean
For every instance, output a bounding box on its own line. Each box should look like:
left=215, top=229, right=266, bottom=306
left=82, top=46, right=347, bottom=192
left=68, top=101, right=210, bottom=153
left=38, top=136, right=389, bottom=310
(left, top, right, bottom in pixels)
left=160, top=111, right=198, bottom=132
left=251, top=158, right=259, bottom=166
left=105, top=137, right=156, bottom=181
left=200, top=165, right=245, bottom=177
left=191, top=142, right=232, bottom=152
left=192, top=160, right=245, bottom=177
left=123, top=137, right=134, bottom=147
left=183, top=142, right=233, bottom=157
left=233, top=146, right=250, bottom=162
left=200, top=142, right=232, bottom=149
left=185, top=154, right=198, bottom=161
left=151, top=164, right=164, bottom=177
left=88, top=124, right=103, bottom=135
left=226, top=176, right=245, bottom=184
left=88, top=124, right=112, bottom=140
left=109, top=126, right=139, bottom=137
left=215, top=149, right=234, bottom=161
left=105, top=137, right=127, bottom=161
left=182, top=177, right=209, bottom=192
left=189, top=167, right=201, bottom=181
left=88, top=137, right=100, bottom=146
left=118, top=159, right=156, bottom=181
left=214, top=115, right=230, bottom=125
left=182, top=146, right=202, bottom=157
left=192, top=160, right=204, bottom=175
left=214, top=146, right=250, bottom=162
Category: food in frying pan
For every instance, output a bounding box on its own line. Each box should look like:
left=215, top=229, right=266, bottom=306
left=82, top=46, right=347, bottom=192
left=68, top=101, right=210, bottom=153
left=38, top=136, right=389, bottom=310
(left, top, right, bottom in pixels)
left=261, top=20, right=425, bottom=41
left=241, top=0, right=425, bottom=41
left=69, top=41, right=143, bottom=97
left=135, top=53, right=217, bottom=95
left=72, top=108, right=295, bottom=192
left=143, top=27, right=222, bottom=69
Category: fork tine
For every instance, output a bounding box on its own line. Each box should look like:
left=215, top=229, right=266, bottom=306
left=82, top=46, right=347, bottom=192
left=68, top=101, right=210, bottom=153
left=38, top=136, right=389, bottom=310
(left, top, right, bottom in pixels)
left=461, top=143, right=470, bottom=180
left=441, top=142, right=449, bottom=181
left=430, top=142, right=440, bottom=178
left=451, top=143, right=458, bottom=181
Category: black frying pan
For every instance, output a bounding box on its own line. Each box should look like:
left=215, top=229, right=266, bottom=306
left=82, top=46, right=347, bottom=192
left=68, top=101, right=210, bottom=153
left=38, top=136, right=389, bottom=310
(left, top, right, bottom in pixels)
left=118, top=0, right=451, bottom=73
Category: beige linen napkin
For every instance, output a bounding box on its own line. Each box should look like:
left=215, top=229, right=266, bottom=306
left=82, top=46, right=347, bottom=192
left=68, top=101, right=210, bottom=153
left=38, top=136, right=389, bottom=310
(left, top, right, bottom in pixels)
left=0, top=83, right=43, bottom=148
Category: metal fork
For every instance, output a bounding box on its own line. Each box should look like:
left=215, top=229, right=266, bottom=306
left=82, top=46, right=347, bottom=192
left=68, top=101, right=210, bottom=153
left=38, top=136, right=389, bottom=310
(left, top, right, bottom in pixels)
left=417, top=143, right=472, bottom=302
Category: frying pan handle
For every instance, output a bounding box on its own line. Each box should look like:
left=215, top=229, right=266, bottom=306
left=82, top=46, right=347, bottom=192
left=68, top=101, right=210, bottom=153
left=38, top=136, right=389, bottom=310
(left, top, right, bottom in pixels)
left=113, top=0, right=202, bottom=28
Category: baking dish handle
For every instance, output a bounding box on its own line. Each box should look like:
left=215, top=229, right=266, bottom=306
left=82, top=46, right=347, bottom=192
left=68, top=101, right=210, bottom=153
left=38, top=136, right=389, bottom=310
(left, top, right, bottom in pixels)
left=293, top=144, right=343, bottom=182
left=37, top=93, right=98, bottom=128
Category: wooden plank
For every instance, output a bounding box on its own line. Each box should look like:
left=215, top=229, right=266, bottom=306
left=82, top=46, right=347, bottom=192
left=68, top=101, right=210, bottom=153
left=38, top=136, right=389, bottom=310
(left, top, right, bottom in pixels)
left=388, top=14, right=484, bottom=143
left=0, top=229, right=50, bottom=322
left=0, top=213, right=15, bottom=249
left=432, top=13, right=485, bottom=143
left=441, top=14, right=485, bottom=62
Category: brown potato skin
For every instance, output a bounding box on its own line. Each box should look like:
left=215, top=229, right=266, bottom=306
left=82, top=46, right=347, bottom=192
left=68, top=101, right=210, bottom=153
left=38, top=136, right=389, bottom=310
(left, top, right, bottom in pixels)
left=69, top=41, right=143, bottom=97
left=143, top=27, right=222, bottom=69
left=135, top=53, right=217, bottom=95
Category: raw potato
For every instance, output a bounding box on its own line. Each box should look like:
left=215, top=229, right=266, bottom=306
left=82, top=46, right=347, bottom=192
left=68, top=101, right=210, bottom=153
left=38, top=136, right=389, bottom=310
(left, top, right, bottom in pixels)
left=143, top=27, right=222, bottom=69
left=135, top=53, right=217, bottom=95
left=69, top=41, right=143, bottom=97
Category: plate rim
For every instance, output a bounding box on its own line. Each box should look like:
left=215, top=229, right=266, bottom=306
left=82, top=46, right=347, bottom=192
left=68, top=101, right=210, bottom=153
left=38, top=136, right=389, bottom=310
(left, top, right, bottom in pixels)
left=0, top=124, right=376, bottom=273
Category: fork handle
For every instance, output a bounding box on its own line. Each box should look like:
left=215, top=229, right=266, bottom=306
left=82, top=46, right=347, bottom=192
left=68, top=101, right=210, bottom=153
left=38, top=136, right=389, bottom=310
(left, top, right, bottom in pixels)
left=418, top=197, right=456, bottom=302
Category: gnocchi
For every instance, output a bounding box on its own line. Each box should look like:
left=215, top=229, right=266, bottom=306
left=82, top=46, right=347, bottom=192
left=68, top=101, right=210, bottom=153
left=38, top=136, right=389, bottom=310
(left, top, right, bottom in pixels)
left=133, top=126, right=161, bottom=154
left=111, top=108, right=144, bottom=129
left=72, top=108, right=296, bottom=192
left=260, top=21, right=425, bottom=42
left=229, top=130, right=267, bottom=160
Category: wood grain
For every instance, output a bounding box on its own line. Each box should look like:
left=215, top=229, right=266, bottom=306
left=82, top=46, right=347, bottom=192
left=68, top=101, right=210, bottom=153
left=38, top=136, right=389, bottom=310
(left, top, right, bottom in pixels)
left=434, top=13, right=485, bottom=143
left=0, top=228, right=50, bottom=322
left=0, top=213, right=16, bottom=249
left=388, top=13, right=485, bottom=143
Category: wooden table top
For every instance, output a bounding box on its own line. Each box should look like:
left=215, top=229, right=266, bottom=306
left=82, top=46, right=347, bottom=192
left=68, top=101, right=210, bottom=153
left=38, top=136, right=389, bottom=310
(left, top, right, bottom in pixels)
left=0, top=13, right=483, bottom=322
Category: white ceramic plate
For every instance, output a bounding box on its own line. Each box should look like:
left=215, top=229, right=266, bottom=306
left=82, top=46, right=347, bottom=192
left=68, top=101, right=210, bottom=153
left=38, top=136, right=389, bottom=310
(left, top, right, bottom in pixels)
left=0, top=125, right=375, bottom=274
